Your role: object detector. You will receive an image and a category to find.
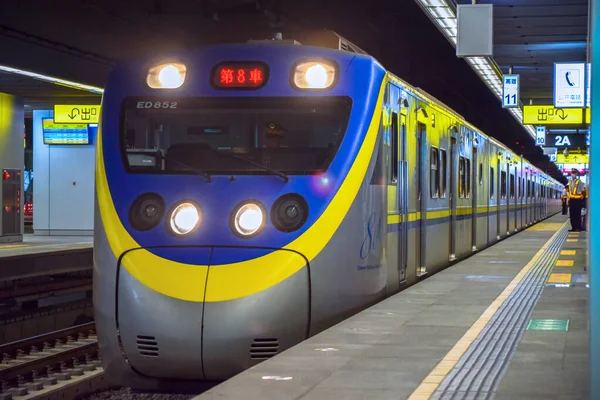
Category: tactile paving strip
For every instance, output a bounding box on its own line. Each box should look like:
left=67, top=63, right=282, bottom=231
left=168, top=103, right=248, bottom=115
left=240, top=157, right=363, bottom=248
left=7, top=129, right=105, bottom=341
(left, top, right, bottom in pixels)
left=430, top=224, right=569, bottom=400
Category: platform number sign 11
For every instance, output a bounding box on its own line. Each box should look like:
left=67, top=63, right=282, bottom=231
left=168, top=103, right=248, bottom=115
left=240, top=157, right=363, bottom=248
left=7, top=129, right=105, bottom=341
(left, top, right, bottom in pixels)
left=502, top=74, right=520, bottom=108
left=536, top=126, right=546, bottom=146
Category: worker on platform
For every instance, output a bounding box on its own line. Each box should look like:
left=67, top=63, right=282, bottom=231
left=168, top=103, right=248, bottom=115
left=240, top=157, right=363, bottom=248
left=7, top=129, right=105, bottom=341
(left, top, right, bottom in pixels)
left=567, top=168, right=585, bottom=232
left=561, top=185, right=568, bottom=215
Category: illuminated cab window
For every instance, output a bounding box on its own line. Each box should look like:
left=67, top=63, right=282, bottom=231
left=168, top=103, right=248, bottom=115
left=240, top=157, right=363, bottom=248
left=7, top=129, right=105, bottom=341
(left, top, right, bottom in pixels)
left=212, top=62, right=269, bottom=89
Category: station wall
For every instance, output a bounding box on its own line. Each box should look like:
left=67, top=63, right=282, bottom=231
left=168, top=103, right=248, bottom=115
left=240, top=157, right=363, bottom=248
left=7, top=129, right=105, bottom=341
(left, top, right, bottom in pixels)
left=0, top=93, right=25, bottom=242
left=32, top=110, right=96, bottom=235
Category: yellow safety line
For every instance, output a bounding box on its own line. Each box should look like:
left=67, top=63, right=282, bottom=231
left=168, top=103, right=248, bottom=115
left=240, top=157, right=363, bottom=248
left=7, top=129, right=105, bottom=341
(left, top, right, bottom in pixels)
left=566, top=239, right=578, bottom=243
left=548, top=273, right=572, bottom=284
left=0, top=244, right=28, bottom=249
left=407, top=220, right=568, bottom=400
left=555, top=260, right=574, bottom=267
left=561, top=250, right=576, bottom=255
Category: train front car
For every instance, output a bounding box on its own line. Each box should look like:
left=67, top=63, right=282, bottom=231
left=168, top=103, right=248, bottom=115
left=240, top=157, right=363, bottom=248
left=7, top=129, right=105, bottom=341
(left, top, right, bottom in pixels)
left=93, top=39, right=388, bottom=388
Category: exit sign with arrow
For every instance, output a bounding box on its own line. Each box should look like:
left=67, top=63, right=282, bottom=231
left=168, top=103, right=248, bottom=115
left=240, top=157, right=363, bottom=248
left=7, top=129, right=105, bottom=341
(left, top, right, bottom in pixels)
left=523, top=105, right=584, bottom=125
left=54, top=105, right=101, bottom=124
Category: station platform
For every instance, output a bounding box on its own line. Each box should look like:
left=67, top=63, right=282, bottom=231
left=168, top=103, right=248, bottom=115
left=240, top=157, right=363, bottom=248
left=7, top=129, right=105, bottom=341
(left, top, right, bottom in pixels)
left=194, top=214, right=588, bottom=400
left=0, top=235, right=93, bottom=281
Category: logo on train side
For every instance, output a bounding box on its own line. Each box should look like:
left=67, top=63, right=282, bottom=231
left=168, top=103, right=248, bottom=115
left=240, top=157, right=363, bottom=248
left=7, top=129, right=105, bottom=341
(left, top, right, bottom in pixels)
left=360, top=212, right=382, bottom=260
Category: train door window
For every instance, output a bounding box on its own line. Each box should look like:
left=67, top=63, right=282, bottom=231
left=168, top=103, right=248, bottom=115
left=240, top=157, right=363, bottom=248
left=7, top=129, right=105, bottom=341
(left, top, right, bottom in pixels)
left=459, top=156, right=465, bottom=198
left=465, top=158, right=471, bottom=198
left=501, top=171, right=507, bottom=199
left=417, top=123, right=425, bottom=201
left=440, top=149, right=447, bottom=198
left=510, top=174, right=515, bottom=199
left=490, top=167, right=495, bottom=198
left=479, top=163, right=483, bottom=185
left=390, top=111, right=399, bottom=183
left=519, top=177, right=523, bottom=199
left=430, top=147, right=439, bottom=198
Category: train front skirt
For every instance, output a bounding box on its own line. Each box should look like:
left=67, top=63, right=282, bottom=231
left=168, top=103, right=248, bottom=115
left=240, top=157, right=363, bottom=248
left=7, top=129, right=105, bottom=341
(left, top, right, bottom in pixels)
left=116, top=247, right=310, bottom=380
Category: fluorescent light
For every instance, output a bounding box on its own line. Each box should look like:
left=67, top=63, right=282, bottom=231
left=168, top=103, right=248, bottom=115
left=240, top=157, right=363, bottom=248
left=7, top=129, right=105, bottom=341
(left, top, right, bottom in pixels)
left=0, top=64, right=104, bottom=94
left=413, top=0, right=536, bottom=140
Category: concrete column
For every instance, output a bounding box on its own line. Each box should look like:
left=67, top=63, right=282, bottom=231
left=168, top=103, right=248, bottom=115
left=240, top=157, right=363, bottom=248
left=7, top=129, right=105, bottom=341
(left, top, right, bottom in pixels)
left=0, top=93, right=24, bottom=243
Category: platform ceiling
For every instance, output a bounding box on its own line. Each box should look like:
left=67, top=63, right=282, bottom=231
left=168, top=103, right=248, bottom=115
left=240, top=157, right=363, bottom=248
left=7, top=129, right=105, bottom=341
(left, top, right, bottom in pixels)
left=478, top=0, right=589, bottom=103
left=0, top=0, right=585, bottom=181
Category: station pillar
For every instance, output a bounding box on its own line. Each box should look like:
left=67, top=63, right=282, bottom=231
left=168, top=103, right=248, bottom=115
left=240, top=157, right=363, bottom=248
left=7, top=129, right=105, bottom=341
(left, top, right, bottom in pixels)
left=0, top=93, right=24, bottom=243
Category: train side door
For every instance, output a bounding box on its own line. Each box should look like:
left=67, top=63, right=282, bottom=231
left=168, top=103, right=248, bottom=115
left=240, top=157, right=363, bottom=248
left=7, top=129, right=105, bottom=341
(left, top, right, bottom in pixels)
left=398, top=114, right=408, bottom=283
left=416, top=122, right=426, bottom=275
left=471, top=147, right=477, bottom=251
left=449, top=136, right=457, bottom=260
left=506, top=162, right=511, bottom=234
left=496, top=161, right=501, bottom=239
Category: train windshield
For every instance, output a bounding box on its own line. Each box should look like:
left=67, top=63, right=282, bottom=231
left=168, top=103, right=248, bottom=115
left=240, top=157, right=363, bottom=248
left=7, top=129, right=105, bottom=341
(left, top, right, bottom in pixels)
left=120, top=96, right=352, bottom=175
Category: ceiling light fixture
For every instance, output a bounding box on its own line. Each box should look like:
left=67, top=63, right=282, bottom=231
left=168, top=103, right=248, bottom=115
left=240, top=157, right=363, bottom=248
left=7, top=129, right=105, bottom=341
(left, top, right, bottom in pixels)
left=0, top=64, right=104, bottom=94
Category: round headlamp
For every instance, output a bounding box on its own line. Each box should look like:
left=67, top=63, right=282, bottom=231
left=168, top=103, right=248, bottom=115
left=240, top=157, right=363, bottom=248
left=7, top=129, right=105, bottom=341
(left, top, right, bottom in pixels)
left=167, top=201, right=202, bottom=236
left=292, top=59, right=337, bottom=90
left=129, top=193, right=165, bottom=231
left=271, top=194, right=309, bottom=232
left=147, top=62, right=187, bottom=89
left=231, top=201, right=266, bottom=238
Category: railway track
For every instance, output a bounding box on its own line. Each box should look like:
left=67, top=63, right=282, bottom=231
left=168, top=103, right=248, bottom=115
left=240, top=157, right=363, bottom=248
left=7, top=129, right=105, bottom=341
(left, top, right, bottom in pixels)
left=0, top=322, right=106, bottom=399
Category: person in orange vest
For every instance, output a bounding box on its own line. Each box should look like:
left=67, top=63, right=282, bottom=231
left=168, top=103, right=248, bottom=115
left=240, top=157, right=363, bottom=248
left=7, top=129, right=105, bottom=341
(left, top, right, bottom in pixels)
left=567, top=168, right=585, bottom=232
left=561, top=185, right=568, bottom=215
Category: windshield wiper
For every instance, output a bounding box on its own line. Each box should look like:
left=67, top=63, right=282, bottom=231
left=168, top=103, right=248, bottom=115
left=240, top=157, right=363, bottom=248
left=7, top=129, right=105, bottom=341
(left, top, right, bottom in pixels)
left=156, top=153, right=213, bottom=183
left=221, top=153, right=289, bottom=183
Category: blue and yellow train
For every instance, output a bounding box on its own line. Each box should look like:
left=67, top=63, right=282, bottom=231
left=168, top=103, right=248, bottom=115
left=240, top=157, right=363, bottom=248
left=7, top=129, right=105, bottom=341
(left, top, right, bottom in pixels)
left=93, top=31, right=563, bottom=388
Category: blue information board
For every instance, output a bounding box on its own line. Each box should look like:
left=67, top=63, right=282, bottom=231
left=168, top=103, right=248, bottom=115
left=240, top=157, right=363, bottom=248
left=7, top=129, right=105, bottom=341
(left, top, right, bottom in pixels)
left=42, top=118, right=89, bottom=145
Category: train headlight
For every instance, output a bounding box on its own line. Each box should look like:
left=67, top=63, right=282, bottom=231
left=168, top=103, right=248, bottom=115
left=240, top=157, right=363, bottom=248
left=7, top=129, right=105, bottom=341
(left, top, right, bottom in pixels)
left=292, top=59, right=337, bottom=90
left=129, top=193, right=165, bottom=231
left=147, top=63, right=187, bottom=89
left=271, top=194, right=309, bottom=232
left=231, top=201, right=266, bottom=238
left=168, top=201, right=201, bottom=236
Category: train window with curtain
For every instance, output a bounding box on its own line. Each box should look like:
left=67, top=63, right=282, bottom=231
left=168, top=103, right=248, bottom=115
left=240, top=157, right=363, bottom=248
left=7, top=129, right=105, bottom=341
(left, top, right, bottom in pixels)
left=510, top=174, right=515, bottom=199
left=501, top=171, right=507, bottom=199
left=459, top=157, right=465, bottom=198
left=390, top=112, right=398, bottom=184
left=479, top=163, right=483, bottom=185
left=430, top=147, right=439, bottom=198
left=440, top=149, right=447, bottom=198
left=490, top=167, right=495, bottom=199
left=465, top=158, right=471, bottom=198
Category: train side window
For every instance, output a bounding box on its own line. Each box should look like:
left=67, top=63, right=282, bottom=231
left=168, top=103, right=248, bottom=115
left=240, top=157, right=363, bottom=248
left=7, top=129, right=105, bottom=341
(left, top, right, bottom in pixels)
left=510, top=174, right=515, bottom=199
left=430, top=147, right=439, bottom=198
left=501, top=171, right=507, bottom=199
left=519, top=177, right=523, bottom=199
left=465, top=158, right=471, bottom=198
left=490, top=167, right=495, bottom=199
left=440, top=149, right=447, bottom=198
left=479, top=163, right=483, bottom=185
left=390, top=111, right=398, bottom=183
left=459, top=156, right=465, bottom=198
